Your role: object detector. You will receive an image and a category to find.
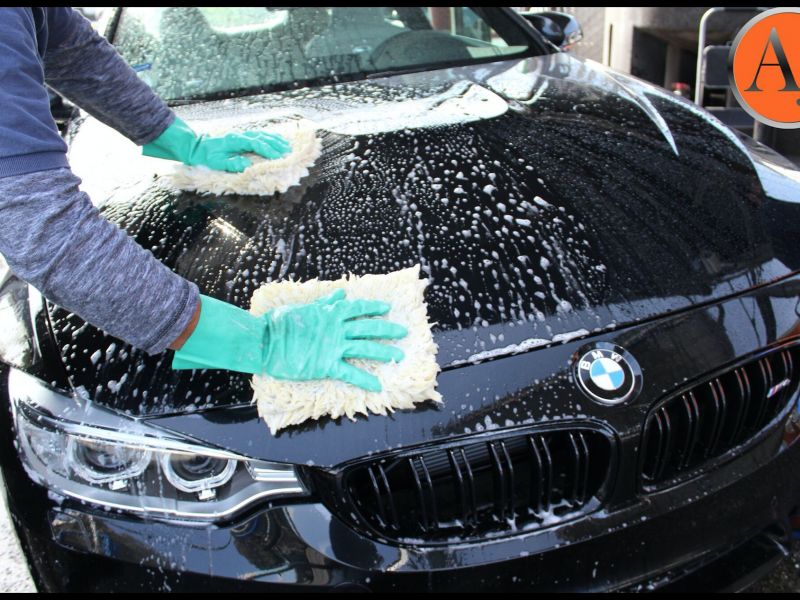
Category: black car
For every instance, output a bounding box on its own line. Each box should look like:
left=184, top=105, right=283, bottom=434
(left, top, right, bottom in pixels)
left=2, top=6, right=800, bottom=592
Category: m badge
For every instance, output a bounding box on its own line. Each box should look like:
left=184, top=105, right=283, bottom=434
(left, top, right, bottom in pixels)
left=574, top=343, right=642, bottom=405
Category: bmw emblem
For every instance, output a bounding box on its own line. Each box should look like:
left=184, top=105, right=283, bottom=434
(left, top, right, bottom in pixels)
left=573, top=342, right=642, bottom=405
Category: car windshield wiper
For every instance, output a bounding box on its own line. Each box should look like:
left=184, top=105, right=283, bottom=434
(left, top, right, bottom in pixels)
left=365, top=65, right=437, bottom=79
left=165, top=70, right=383, bottom=106
left=165, top=48, right=538, bottom=106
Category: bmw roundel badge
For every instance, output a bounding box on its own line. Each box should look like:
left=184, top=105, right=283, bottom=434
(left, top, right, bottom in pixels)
left=573, top=342, right=642, bottom=405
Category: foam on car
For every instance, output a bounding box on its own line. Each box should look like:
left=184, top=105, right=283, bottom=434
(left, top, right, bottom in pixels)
left=163, top=118, right=321, bottom=196
left=249, top=265, right=441, bottom=434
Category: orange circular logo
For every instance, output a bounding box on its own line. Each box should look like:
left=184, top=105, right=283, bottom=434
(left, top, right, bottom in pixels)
left=730, top=7, right=800, bottom=128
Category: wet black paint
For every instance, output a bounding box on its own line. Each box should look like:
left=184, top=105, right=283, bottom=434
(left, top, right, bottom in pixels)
left=44, top=54, right=800, bottom=421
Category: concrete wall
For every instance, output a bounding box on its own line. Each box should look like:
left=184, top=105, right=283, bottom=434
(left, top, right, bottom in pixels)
left=600, top=7, right=756, bottom=87
left=520, top=7, right=757, bottom=87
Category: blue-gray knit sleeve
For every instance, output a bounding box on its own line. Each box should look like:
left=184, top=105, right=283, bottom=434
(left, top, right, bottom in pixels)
left=0, top=168, right=199, bottom=354
left=43, top=10, right=174, bottom=146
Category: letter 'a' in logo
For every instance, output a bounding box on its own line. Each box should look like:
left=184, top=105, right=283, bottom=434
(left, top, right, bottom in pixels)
left=729, top=8, right=800, bottom=128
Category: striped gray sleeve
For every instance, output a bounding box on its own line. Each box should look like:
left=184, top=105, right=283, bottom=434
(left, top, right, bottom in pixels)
left=43, top=11, right=174, bottom=145
left=0, top=168, right=199, bottom=354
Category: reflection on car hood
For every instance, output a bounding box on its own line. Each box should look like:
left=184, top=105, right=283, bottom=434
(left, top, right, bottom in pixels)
left=50, top=53, right=791, bottom=422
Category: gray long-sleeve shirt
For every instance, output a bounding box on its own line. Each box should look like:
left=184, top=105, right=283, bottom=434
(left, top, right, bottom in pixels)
left=0, top=8, right=199, bottom=354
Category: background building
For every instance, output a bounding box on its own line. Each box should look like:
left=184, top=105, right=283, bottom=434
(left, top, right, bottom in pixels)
left=518, top=6, right=798, bottom=162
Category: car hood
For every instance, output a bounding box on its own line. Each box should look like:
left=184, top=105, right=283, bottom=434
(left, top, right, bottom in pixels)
left=47, top=53, right=797, bottom=447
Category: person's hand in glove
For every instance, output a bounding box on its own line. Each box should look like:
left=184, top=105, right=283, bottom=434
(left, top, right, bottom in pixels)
left=142, top=117, right=291, bottom=173
left=171, top=290, right=407, bottom=392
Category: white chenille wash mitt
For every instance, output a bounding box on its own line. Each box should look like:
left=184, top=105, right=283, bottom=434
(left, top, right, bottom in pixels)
left=250, top=265, right=441, bottom=434
left=164, top=119, right=321, bottom=196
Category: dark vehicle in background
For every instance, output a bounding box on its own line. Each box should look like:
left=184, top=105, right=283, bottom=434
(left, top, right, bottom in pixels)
left=2, top=6, right=800, bottom=592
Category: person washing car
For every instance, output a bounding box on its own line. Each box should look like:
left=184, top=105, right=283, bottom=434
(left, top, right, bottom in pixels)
left=0, top=7, right=406, bottom=392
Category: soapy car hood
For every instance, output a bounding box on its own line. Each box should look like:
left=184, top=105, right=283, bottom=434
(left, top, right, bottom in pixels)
left=44, top=53, right=800, bottom=445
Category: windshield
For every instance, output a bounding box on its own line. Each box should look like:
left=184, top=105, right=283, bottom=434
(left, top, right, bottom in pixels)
left=113, top=7, right=536, bottom=102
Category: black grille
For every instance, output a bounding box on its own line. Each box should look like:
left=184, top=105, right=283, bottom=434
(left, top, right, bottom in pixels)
left=641, top=346, right=800, bottom=490
left=339, top=427, right=612, bottom=544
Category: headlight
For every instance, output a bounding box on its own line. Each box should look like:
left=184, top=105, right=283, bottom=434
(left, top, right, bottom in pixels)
left=68, top=438, right=153, bottom=485
left=8, top=368, right=306, bottom=521
left=160, top=454, right=236, bottom=495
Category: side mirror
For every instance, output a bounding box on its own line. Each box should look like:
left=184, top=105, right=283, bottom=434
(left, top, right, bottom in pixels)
left=520, top=11, right=583, bottom=50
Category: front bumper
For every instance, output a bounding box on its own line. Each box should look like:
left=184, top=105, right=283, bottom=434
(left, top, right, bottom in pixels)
left=2, top=422, right=798, bottom=592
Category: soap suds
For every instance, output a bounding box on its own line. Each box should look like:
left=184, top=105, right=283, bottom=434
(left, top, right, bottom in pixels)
left=449, top=328, right=591, bottom=367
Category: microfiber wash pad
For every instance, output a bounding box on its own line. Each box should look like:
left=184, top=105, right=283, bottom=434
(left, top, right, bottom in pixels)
left=164, top=118, right=321, bottom=196
left=249, top=265, right=441, bottom=434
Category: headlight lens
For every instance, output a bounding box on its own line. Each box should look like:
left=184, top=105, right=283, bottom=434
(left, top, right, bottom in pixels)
left=9, top=369, right=306, bottom=521
left=161, top=453, right=237, bottom=495
left=68, top=438, right=152, bottom=485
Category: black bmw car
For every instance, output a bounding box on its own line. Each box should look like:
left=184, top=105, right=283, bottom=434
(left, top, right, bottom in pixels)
left=2, top=6, right=800, bottom=592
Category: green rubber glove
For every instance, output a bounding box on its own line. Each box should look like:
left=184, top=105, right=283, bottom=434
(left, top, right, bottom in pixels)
left=172, top=291, right=408, bottom=392
left=142, top=117, right=291, bottom=173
